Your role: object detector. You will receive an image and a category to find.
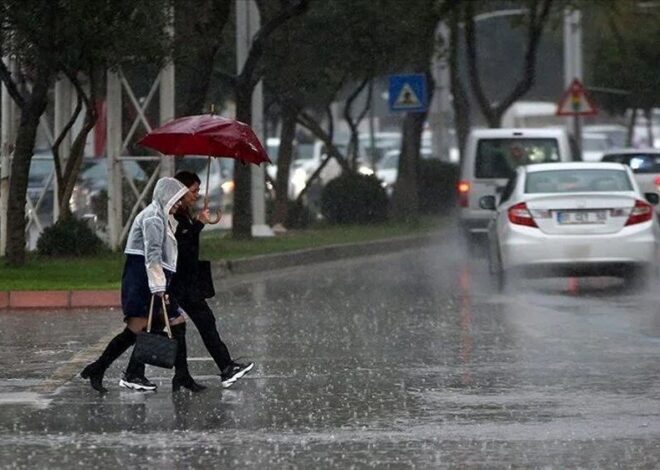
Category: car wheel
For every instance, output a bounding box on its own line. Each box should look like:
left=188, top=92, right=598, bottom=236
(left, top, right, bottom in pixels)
left=490, top=245, right=507, bottom=292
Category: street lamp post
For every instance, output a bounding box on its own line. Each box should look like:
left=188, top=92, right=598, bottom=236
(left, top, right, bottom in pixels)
left=563, top=8, right=583, bottom=156
left=236, top=0, right=273, bottom=238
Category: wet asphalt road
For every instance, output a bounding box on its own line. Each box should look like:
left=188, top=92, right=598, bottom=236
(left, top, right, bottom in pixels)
left=1, top=230, right=660, bottom=468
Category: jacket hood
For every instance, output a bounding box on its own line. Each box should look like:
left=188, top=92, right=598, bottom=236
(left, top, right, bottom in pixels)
left=153, top=177, right=188, bottom=214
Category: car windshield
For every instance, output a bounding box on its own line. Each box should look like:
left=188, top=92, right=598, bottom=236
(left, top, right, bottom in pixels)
left=475, top=138, right=561, bottom=178
left=602, top=153, right=660, bottom=174
left=379, top=152, right=399, bottom=170
left=583, top=135, right=610, bottom=151
left=29, top=158, right=54, bottom=186
left=297, top=143, right=315, bottom=160
left=525, top=169, right=633, bottom=193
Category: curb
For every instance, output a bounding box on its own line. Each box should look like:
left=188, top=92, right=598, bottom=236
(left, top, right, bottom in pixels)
left=1, top=231, right=443, bottom=310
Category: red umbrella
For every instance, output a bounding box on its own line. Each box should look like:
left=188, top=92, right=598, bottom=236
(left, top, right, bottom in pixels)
left=139, top=114, right=270, bottom=165
left=138, top=114, right=271, bottom=221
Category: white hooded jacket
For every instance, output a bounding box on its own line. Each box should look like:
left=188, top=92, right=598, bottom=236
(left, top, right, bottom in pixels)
left=124, top=177, right=189, bottom=293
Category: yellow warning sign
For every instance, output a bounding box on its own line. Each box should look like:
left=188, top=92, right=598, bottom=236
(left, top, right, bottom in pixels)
left=556, top=78, right=597, bottom=116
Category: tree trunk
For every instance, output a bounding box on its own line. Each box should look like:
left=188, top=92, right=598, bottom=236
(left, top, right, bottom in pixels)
left=6, top=74, right=50, bottom=266
left=391, top=108, right=427, bottom=224
left=231, top=84, right=253, bottom=239
left=272, top=107, right=297, bottom=226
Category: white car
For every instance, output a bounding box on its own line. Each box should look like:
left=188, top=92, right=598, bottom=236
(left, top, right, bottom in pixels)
left=581, top=132, right=612, bottom=162
left=601, top=148, right=660, bottom=199
left=458, top=127, right=574, bottom=244
left=480, top=161, right=660, bottom=288
left=374, top=148, right=433, bottom=195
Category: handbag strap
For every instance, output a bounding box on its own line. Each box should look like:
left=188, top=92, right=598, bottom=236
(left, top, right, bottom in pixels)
left=147, top=294, right=174, bottom=339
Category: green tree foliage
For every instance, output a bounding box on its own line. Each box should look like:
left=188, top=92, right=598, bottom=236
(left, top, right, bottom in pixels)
left=262, top=0, right=447, bottom=225
left=0, top=0, right=170, bottom=265
left=587, top=1, right=660, bottom=115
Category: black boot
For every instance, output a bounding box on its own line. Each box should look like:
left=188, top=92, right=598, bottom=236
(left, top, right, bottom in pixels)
left=81, top=328, right=136, bottom=393
left=171, top=323, right=206, bottom=392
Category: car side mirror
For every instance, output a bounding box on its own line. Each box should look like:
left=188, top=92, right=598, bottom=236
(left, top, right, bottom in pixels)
left=479, top=195, right=496, bottom=210
left=645, top=192, right=659, bottom=205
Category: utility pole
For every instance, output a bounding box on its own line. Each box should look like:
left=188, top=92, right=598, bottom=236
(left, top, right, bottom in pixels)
left=563, top=8, right=583, bottom=157
left=430, top=22, right=451, bottom=162
left=0, top=57, right=17, bottom=256
left=160, top=5, right=175, bottom=178
left=53, top=77, right=73, bottom=220
left=236, top=0, right=273, bottom=237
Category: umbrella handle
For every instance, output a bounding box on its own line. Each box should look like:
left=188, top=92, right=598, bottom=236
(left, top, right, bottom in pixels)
left=203, top=156, right=221, bottom=225
left=207, top=210, right=221, bottom=225
left=204, top=157, right=212, bottom=211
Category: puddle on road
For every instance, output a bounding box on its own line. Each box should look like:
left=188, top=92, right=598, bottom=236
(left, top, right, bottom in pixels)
left=0, top=392, right=51, bottom=408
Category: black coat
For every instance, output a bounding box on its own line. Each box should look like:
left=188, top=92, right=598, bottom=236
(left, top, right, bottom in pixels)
left=170, top=211, right=205, bottom=303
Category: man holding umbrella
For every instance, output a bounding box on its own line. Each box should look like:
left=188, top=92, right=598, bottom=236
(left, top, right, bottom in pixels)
left=171, top=170, right=254, bottom=387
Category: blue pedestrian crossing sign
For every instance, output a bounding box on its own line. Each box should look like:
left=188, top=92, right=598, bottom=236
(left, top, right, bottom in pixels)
left=388, top=74, right=428, bottom=112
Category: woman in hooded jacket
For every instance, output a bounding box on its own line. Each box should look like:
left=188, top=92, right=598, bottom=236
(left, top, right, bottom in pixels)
left=80, top=177, right=205, bottom=393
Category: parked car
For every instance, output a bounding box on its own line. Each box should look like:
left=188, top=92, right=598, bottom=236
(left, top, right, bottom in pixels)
left=27, top=153, right=55, bottom=220
left=374, top=147, right=433, bottom=196
left=175, top=156, right=234, bottom=212
left=581, top=132, right=612, bottom=162
left=583, top=124, right=628, bottom=149
left=457, top=127, right=575, bottom=245
left=601, top=148, right=660, bottom=204
left=479, top=161, right=660, bottom=289
left=70, top=157, right=148, bottom=216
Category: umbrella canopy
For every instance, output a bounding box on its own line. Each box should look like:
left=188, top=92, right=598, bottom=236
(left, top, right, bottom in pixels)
left=138, top=114, right=271, bottom=165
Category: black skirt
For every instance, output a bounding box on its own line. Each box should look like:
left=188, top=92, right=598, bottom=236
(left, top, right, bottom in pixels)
left=121, top=254, right=181, bottom=320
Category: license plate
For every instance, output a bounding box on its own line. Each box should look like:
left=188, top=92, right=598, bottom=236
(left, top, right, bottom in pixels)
left=557, top=210, right=607, bottom=225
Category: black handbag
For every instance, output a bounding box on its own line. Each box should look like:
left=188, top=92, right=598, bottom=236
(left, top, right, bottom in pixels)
left=196, top=260, right=216, bottom=299
left=133, top=295, right=178, bottom=369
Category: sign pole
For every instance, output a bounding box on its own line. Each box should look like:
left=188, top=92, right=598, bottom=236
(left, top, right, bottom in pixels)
left=574, top=115, right=581, bottom=159
left=556, top=78, right=596, bottom=161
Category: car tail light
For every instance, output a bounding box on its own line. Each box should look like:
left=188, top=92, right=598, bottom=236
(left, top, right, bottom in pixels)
left=625, top=199, right=653, bottom=226
left=508, top=202, right=538, bottom=228
left=457, top=180, right=470, bottom=207
left=654, top=176, right=660, bottom=191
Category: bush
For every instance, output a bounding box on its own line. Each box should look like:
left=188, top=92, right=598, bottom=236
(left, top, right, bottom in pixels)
left=266, top=198, right=316, bottom=229
left=417, top=160, right=459, bottom=215
left=37, top=216, right=106, bottom=256
left=321, top=173, right=388, bottom=224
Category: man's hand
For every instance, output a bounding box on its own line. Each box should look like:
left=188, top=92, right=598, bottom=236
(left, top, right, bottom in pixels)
left=198, top=208, right=222, bottom=225
left=197, top=208, right=211, bottom=224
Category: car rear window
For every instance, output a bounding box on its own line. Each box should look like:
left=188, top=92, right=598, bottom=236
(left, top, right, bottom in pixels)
left=525, top=169, right=632, bottom=193
left=475, top=138, right=561, bottom=178
left=602, top=153, right=660, bottom=174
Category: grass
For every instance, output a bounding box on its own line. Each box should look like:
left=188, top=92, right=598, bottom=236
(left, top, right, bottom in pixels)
left=0, top=216, right=447, bottom=291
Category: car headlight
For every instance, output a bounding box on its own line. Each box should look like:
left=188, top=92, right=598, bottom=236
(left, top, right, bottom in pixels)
left=358, top=165, right=374, bottom=176
left=221, top=180, right=235, bottom=194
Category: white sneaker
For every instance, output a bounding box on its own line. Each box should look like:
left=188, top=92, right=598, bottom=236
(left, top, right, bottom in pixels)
left=119, top=375, right=157, bottom=391
left=220, top=362, right=254, bottom=388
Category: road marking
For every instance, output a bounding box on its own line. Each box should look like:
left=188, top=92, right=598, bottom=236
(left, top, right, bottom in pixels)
left=34, top=327, right=124, bottom=395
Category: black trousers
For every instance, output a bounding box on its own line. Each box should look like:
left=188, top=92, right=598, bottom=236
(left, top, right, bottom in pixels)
left=181, top=298, right=233, bottom=372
